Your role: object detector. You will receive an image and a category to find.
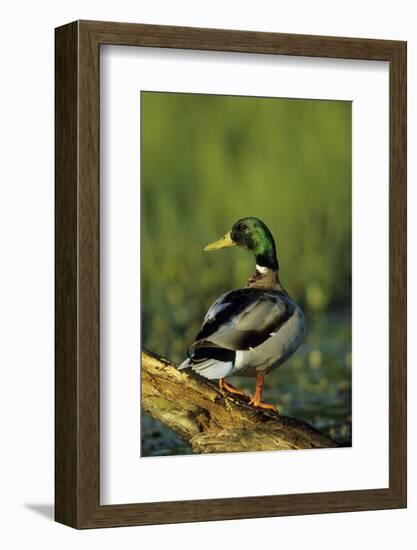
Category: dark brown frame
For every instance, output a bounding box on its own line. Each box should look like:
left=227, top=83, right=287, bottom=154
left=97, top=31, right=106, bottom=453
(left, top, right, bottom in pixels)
left=55, top=20, right=407, bottom=529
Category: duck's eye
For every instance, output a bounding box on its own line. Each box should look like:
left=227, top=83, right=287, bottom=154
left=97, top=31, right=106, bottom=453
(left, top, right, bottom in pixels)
left=238, top=223, right=247, bottom=232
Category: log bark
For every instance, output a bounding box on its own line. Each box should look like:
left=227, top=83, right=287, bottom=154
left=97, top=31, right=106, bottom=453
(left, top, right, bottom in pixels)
left=142, top=349, right=338, bottom=454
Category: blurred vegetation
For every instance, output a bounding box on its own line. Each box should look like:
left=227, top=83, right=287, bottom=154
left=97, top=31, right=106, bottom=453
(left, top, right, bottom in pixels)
left=141, top=92, right=352, bottom=454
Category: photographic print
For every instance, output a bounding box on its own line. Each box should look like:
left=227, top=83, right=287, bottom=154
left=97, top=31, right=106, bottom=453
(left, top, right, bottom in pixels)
left=55, top=21, right=406, bottom=526
left=141, top=91, right=352, bottom=457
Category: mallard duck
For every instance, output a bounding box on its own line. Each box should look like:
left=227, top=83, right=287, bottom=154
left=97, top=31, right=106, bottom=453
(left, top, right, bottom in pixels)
left=179, top=217, right=305, bottom=412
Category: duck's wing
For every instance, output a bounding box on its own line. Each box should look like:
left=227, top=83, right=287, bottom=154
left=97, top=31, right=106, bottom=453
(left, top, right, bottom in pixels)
left=196, top=288, right=295, bottom=351
left=179, top=288, right=295, bottom=379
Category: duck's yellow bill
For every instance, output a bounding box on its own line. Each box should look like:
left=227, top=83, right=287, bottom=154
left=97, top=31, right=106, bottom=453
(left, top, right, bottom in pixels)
left=204, top=230, right=236, bottom=251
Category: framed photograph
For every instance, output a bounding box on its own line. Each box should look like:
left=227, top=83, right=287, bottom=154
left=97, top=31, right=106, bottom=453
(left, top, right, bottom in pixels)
left=55, top=20, right=406, bottom=528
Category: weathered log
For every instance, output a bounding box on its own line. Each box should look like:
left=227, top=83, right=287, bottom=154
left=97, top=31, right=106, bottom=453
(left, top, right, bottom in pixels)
left=142, top=349, right=337, bottom=454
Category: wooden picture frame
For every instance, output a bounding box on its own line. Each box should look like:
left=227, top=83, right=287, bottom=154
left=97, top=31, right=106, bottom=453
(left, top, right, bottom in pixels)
left=55, top=20, right=407, bottom=528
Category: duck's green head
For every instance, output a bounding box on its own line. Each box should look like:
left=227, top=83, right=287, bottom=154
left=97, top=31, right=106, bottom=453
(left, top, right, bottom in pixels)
left=204, top=217, right=279, bottom=271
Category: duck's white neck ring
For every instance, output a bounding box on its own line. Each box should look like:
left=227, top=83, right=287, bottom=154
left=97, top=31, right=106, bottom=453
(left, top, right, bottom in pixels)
left=256, top=264, right=270, bottom=274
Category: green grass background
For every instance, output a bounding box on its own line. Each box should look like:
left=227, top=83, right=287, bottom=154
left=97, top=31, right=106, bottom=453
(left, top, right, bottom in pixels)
left=141, top=92, right=352, bottom=454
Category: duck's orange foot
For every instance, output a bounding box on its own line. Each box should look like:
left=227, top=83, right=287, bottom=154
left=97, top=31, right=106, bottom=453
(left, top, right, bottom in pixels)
left=219, top=378, right=248, bottom=398
left=248, top=396, right=278, bottom=413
